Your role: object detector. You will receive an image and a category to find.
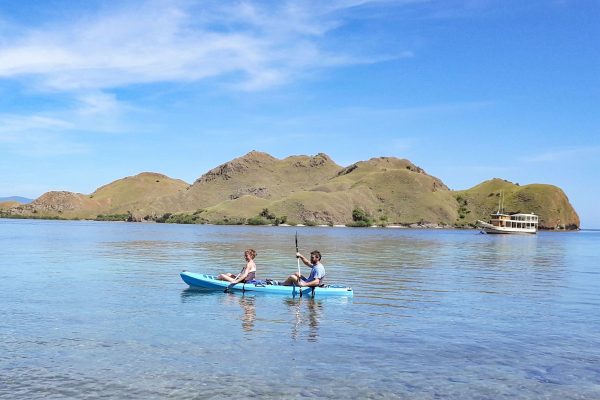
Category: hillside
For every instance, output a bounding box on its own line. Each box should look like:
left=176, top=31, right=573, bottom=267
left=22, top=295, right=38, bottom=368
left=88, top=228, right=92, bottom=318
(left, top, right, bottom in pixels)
left=90, top=172, right=189, bottom=218
left=169, top=151, right=342, bottom=212
left=2, top=152, right=580, bottom=229
left=8, top=191, right=104, bottom=218
left=249, top=157, right=458, bottom=225
left=7, top=173, right=189, bottom=220
left=157, top=152, right=458, bottom=225
left=456, top=179, right=580, bottom=230
left=0, top=201, right=22, bottom=210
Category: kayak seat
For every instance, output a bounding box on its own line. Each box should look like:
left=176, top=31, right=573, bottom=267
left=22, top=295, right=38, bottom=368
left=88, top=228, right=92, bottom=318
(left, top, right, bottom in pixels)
left=246, top=279, right=267, bottom=285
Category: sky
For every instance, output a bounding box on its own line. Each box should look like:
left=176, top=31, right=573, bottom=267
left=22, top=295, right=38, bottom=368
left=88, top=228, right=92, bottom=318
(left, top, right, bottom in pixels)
left=0, top=0, right=598, bottom=227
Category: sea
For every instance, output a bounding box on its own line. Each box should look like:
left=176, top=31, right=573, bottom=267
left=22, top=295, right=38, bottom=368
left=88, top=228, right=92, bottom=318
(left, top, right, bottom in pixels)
left=1, top=219, right=599, bottom=399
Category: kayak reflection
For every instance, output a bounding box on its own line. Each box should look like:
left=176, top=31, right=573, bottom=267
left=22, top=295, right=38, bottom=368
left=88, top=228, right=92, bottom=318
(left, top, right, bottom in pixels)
left=286, top=297, right=323, bottom=342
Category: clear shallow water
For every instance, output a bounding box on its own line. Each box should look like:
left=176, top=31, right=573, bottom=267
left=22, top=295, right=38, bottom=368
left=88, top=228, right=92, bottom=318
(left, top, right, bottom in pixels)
left=1, top=219, right=599, bottom=399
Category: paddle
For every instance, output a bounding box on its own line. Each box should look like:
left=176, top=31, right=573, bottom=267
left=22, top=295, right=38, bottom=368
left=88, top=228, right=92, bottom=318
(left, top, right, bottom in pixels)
left=295, top=231, right=300, bottom=275
left=295, top=230, right=302, bottom=297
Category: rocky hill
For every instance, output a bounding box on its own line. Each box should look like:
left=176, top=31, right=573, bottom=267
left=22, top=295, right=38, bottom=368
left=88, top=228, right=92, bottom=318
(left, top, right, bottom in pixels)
left=2, top=152, right=580, bottom=229
left=169, top=151, right=342, bottom=212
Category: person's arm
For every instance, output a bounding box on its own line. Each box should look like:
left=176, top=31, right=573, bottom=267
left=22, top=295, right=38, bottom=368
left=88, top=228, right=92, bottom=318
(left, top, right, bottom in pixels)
left=232, top=262, right=250, bottom=284
left=296, top=252, right=311, bottom=267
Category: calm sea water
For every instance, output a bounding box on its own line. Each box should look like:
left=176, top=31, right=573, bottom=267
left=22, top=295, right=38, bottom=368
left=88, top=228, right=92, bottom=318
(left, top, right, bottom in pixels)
left=1, top=219, right=599, bottom=399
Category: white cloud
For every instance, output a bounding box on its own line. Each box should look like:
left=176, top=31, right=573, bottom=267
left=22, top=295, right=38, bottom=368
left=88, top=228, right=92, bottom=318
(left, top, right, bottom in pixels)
left=0, top=0, right=425, bottom=157
left=0, top=0, right=414, bottom=92
left=0, top=92, right=135, bottom=155
left=0, top=113, right=88, bottom=156
left=71, top=92, right=114, bottom=114
left=0, top=114, right=73, bottom=138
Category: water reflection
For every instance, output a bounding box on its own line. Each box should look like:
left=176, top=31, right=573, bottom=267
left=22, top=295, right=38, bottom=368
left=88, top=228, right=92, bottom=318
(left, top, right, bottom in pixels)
left=180, top=287, right=217, bottom=302
left=180, top=289, right=257, bottom=332
left=238, top=296, right=256, bottom=332
left=285, top=298, right=323, bottom=342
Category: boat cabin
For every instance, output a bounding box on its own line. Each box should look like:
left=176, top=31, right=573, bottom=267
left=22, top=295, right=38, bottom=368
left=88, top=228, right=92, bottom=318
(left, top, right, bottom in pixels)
left=489, top=212, right=539, bottom=230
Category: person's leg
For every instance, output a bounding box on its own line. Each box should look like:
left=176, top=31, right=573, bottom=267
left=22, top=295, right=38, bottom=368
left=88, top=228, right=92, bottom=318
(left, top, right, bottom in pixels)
left=217, top=273, right=236, bottom=282
left=282, top=273, right=302, bottom=286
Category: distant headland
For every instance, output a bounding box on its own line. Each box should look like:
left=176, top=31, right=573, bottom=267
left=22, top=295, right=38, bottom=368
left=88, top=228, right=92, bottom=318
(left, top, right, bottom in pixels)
left=1, top=151, right=580, bottom=230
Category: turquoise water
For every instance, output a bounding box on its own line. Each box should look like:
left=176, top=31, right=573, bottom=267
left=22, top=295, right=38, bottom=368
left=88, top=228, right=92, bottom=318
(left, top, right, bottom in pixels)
left=1, top=219, right=599, bottom=399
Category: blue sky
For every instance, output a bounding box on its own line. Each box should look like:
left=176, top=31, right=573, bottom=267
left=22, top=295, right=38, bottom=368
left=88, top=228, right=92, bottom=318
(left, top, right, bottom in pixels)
left=0, top=0, right=598, bottom=227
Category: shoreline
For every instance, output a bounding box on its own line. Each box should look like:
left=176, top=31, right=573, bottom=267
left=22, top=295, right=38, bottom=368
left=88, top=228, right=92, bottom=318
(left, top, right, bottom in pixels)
left=0, top=216, right=582, bottom=231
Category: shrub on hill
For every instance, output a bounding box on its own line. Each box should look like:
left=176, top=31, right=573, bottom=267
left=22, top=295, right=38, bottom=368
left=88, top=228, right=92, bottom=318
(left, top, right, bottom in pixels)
left=455, top=195, right=471, bottom=220
left=96, top=213, right=133, bottom=222
left=348, top=208, right=373, bottom=227
left=247, top=208, right=287, bottom=225
left=0, top=212, right=65, bottom=220
left=155, top=212, right=207, bottom=224
left=273, top=216, right=287, bottom=225
left=247, top=216, right=269, bottom=225
left=259, top=208, right=276, bottom=220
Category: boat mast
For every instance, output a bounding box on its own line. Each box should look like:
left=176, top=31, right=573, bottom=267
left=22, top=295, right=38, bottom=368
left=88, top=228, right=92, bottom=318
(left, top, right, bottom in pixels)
left=496, top=190, right=503, bottom=214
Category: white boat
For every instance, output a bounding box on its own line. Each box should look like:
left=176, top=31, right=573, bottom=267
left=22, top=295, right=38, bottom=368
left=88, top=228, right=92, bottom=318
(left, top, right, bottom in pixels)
left=477, top=192, right=538, bottom=234
left=477, top=212, right=538, bottom=234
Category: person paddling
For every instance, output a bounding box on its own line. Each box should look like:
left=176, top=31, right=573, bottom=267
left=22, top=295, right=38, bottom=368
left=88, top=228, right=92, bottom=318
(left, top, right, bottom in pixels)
left=217, top=249, right=257, bottom=284
left=282, top=250, right=325, bottom=287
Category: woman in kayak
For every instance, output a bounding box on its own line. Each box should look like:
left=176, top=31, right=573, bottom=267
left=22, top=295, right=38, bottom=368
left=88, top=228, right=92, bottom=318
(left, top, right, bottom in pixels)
left=217, top=249, right=257, bottom=284
left=282, top=250, right=325, bottom=287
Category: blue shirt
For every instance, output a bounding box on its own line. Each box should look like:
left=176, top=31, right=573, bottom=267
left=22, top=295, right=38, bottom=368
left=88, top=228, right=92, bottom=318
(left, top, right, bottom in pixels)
left=303, top=262, right=325, bottom=282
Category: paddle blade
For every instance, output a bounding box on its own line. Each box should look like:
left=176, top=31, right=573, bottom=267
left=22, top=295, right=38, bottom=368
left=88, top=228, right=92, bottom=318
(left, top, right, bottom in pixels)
left=295, top=231, right=298, bottom=252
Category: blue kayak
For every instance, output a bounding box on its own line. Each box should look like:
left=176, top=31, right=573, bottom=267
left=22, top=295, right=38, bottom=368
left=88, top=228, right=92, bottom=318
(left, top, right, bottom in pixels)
left=180, top=271, right=353, bottom=297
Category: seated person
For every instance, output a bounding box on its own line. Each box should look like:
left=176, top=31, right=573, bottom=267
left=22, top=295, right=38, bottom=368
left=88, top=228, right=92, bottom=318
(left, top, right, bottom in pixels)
left=282, top=250, right=325, bottom=287
left=217, top=249, right=257, bottom=284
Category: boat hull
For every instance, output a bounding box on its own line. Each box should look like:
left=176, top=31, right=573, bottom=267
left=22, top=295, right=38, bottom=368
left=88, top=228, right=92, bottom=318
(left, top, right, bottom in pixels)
left=180, top=271, right=353, bottom=297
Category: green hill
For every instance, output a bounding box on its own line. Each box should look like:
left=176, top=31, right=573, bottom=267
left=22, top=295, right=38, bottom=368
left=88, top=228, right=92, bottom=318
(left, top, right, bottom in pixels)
left=171, top=151, right=342, bottom=211
left=2, top=152, right=580, bottom=229
left=6, top=173, right=188, bottom=220
left=90, top=172, right=188, bottom=218
left=455, top=178, right=580, bottom=230
left=159, top=153, right=459, bottom=226
left=257, top=157, right=457, bottom=225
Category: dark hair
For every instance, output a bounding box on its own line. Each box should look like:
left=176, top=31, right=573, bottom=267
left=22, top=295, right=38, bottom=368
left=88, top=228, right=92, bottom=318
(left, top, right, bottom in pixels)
left=245, top=249, right=257, bottom=259
left=310, top=250, right=321, bottom=261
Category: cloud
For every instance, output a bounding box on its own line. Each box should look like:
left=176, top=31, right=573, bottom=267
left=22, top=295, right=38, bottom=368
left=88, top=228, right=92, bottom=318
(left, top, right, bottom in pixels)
left=0, top=113, right=87, bottom=156
left=0, top=114, right=72, bottom=139
left=0, top=0, right=415, bottom=92
left=0, top=91, right=136, bottom=156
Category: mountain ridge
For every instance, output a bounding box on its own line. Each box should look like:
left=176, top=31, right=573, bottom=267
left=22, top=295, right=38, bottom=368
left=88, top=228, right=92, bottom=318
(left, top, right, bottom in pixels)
left=0, top=196, right=34, bottom=204
left=2, top=151, right=580, bottom=229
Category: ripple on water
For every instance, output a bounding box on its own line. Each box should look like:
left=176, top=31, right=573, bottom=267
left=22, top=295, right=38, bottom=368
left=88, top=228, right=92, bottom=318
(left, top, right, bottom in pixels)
left=1, top=221, right=599, bottom=399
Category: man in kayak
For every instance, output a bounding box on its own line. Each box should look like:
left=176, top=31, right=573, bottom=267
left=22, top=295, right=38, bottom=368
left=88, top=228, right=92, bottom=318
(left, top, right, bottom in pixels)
left=217, top=249, right=257, bottom=284
left=282, top=250, right=325, bottom=287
